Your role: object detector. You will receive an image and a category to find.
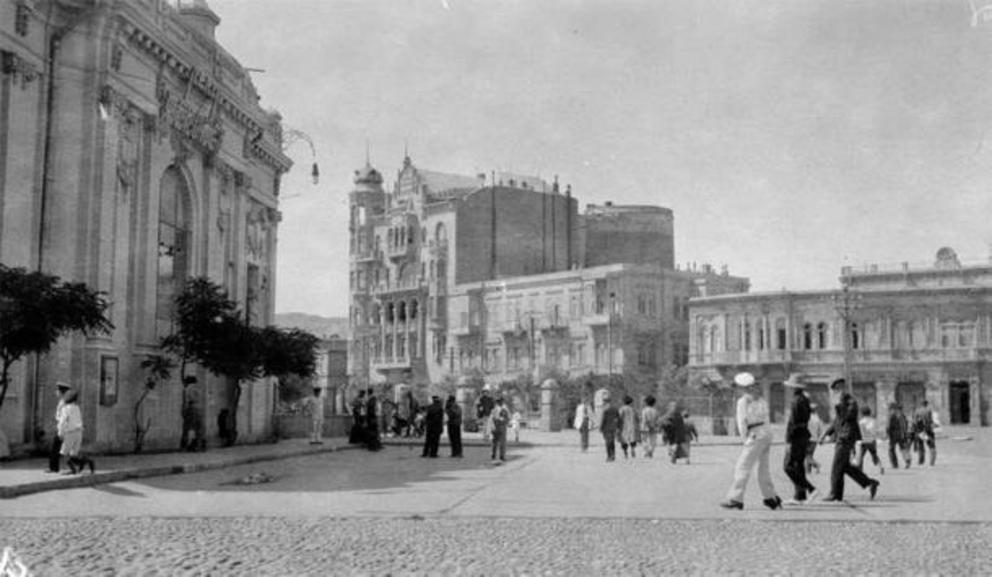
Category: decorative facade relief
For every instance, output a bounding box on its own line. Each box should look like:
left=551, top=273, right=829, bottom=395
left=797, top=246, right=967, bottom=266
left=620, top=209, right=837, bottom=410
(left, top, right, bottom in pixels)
left=155, top=71, right=224, bottom=157
left=1, top=50, right=39, bottom=88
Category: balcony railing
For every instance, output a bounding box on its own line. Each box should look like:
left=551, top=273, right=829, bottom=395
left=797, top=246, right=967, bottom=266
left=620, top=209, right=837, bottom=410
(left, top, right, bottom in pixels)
left=370, top=356, right=413, bottom=370
left=692, top=346, right=989, bottom=367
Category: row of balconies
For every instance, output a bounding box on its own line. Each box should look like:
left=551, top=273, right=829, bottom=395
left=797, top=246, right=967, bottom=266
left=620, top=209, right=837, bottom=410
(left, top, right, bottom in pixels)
left=692, top=346, right=987, bottom=367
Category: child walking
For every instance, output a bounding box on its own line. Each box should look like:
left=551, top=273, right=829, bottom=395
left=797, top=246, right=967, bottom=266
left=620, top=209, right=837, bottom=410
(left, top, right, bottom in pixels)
left=857, top=405, right=884, bottom=475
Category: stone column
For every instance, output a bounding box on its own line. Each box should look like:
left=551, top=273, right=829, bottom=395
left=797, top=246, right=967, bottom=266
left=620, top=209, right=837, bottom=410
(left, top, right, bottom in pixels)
left=969, top=375, right=981, bottom=426
left=540, top=378, right=560, bottom=432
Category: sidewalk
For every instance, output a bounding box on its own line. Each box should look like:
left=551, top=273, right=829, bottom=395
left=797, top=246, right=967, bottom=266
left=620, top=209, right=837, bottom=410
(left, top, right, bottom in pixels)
left=0, top=438, right=352, bottom=499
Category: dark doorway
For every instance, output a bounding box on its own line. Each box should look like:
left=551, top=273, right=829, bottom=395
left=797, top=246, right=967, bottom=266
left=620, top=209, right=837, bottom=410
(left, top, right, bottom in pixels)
left=949, top=381, right=970, bottom=424
left=805, top=383, right=831, bottom=423
left=896, top=382, right=925, bottom=416
left=769, top=382, right=785, bottom=423
left=853, top=382, right=877, bottom=418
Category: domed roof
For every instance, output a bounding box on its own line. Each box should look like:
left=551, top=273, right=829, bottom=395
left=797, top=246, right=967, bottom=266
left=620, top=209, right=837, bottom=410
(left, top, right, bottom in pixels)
left=353, top=163, right=383, bottom=185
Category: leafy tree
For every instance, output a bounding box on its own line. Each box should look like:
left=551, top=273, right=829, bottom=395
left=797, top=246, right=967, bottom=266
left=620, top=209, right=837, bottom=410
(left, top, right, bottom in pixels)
left=0, top=264, right=113, bottom=412
left=133, top=355, right=176, bottom=453
left=163, top=277, right=318, bottom=446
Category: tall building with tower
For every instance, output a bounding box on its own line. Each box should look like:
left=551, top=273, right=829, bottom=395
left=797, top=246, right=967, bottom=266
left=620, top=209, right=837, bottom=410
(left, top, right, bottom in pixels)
left=347, top=155, right=747, bottom=395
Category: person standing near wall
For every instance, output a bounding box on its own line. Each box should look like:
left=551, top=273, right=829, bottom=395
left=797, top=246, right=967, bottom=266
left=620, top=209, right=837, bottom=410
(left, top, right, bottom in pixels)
left=44, top=382, right=71, bottom=474
left=305, top=387, right=325, bottom=445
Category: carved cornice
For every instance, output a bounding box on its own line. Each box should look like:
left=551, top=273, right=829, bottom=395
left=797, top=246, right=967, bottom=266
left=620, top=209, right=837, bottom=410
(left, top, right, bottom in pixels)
left=117, top=15, right=292, bottom=174
left=1, top=50, right=40, bottom=88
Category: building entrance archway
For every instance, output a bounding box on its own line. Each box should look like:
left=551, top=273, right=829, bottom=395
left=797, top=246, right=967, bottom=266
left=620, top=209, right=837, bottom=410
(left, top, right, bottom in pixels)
left=949, top=381, right=970, bottom=424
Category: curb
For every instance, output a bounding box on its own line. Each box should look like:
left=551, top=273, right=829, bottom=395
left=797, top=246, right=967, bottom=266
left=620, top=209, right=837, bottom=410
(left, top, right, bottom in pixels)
left=0, top=443, right=358, bottom=500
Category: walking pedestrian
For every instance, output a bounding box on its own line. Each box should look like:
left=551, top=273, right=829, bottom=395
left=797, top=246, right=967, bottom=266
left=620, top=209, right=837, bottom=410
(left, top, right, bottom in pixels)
left=682, top=410, right=699, bottom=462
left=886, top=403, right=911, bottom=469
left=856, top=406, right=884, bottom=475
left=44, top=382, right=72, bottom=474
left=422, top=395, right=444, bottom=458
left=510, top=409, right=521, bottom=443
left=618, top=395, right=640, bottom=459
left=599, top=392, right=620, bottom=462
left=365, top=388, right=383, bottom=451
left=640, top=396, right=661, bottom=458
left=911, top=400, right=937, bottom=467
left=491, top=395, right=511, bottom=462
left=719, top=372, right=783, bottom=511
left=445, top=395, right=463, bottom=458
left=349, top=390, right=366, bottom=445
left=661, top=401, right=689, bottom=464
left=475, top=388, right=495, bottom=441
left=57, top=387, right=95, bottom=475
left=574, top=397, right=592, bottom=452
left=782, top=376, right=818, bottom=505
left=806, top=403, right=824, bottom=474
left=818, top=383, right=880, bottom=502
left=305, top=387, right=325, bottom=445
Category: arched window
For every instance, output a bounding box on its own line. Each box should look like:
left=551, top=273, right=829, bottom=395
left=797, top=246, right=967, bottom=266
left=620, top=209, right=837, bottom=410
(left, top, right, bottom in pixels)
left=817, top=322, right=828, bottom=349
left=743, top=321, right=752, bottom=351
left=435, top=222, right=448, bottom=246
left=851, top=322, right=861, bottom=350
left=803, top=323, right=813, bottom=350
left=775, top=318, right=787, bottom=350
left=156, top=167, right=191, bottom=336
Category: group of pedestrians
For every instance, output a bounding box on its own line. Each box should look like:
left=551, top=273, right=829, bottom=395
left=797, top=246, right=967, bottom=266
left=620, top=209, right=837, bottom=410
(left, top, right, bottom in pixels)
left=719, top=372, right=940, bottom=511
left=348, top=388, right=383, bottom=452
left=582, top=392, right=698, bottom=463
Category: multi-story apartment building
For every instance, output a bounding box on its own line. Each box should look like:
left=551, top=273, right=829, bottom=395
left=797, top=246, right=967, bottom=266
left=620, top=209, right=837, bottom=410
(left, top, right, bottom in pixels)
left=0, top=0, right=291, bottom=451
left=347, top=156, right=748, bottom=394
left=690, top=248, right=990, bottom=427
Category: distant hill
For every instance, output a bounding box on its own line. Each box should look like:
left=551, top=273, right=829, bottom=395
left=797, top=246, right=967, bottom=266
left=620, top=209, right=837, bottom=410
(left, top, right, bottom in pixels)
left=275, top=313, right=349, bottom=340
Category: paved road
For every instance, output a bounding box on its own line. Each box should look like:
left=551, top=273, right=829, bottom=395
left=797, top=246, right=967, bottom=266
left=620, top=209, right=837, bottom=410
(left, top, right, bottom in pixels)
left=1, top=436, right=990, bottom=574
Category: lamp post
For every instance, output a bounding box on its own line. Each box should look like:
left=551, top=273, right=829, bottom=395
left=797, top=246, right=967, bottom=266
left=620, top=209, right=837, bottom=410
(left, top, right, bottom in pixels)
left=831, top=280, right=861, bottom=394
left=608, top=291, right=616, bottom=385
left=281, top=128, right=320, bottom=186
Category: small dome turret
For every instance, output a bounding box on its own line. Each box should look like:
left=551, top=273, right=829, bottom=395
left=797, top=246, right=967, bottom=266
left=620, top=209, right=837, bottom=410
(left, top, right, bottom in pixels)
left=354, top=163, right=383, bottom=186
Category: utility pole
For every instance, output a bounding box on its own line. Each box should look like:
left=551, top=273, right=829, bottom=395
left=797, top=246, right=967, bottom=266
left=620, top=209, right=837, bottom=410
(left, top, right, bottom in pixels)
left=832, top=280, right=861, bottom=394
left=608, top=292, right=616, bottom=384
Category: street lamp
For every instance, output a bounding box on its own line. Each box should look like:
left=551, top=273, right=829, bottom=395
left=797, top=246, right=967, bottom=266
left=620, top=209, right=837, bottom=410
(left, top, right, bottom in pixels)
left=831, top=280, right=862, bottom=394
left=282, top=128, right=320, bottom=185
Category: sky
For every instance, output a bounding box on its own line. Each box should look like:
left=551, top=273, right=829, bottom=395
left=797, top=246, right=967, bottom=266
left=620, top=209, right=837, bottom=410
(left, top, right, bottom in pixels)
left=208, top=0, right=992, bottom=318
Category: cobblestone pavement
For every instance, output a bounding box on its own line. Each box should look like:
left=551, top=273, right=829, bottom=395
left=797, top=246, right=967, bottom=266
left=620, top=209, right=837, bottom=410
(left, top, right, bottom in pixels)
left=2, top=516, right=990, bottom=575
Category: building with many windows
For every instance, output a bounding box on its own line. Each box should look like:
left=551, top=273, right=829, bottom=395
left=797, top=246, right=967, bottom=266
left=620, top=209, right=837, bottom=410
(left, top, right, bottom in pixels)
left=0, top=0, right=291, bottom=452
left=689, top=248, right=991, bottom=427
left=347, top=156, right=748, bottom=394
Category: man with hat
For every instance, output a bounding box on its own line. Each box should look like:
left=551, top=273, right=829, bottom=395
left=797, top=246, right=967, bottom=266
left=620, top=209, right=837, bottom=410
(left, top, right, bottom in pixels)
left=782, top=374, right=818, bottom=504
left=598, top=391, right=621, bottom=462
left=720, top=372, right=783, bottom=510
left=490, top=393, right=511, bottom=462
left=818, top=380, right=880, bottom=501
left=44, top=381, right=72, bottom=473
left=886, top=402, right=911, bottom=469
left=422, top=395, right=445, bottom=458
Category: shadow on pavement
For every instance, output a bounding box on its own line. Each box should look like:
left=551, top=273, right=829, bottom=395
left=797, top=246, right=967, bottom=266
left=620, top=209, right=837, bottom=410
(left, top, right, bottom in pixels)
left=133, top=444, right=527, bottom=494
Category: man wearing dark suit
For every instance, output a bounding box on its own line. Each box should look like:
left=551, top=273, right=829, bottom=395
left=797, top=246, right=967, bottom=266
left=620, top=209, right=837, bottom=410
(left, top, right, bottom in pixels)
left=819, top=381, right=879, bottom=501
left=782, top=377, right=817, bottom=504
left=422, top=396, right=445, bottom=458
left=599, top=392, right=620, bottom=462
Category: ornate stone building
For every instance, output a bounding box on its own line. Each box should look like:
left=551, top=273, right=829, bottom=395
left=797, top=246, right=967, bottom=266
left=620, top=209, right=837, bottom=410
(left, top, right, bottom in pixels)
left=0, top=0, right=291, bottom=451
left=347, top=156, right=748, bottom=397
left=689, top=248, right=991, bottom=427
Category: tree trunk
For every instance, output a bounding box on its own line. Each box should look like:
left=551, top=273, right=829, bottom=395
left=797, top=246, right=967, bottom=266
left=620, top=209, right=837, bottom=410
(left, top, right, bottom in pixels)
left=133, top=387, right=152, bottom=454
